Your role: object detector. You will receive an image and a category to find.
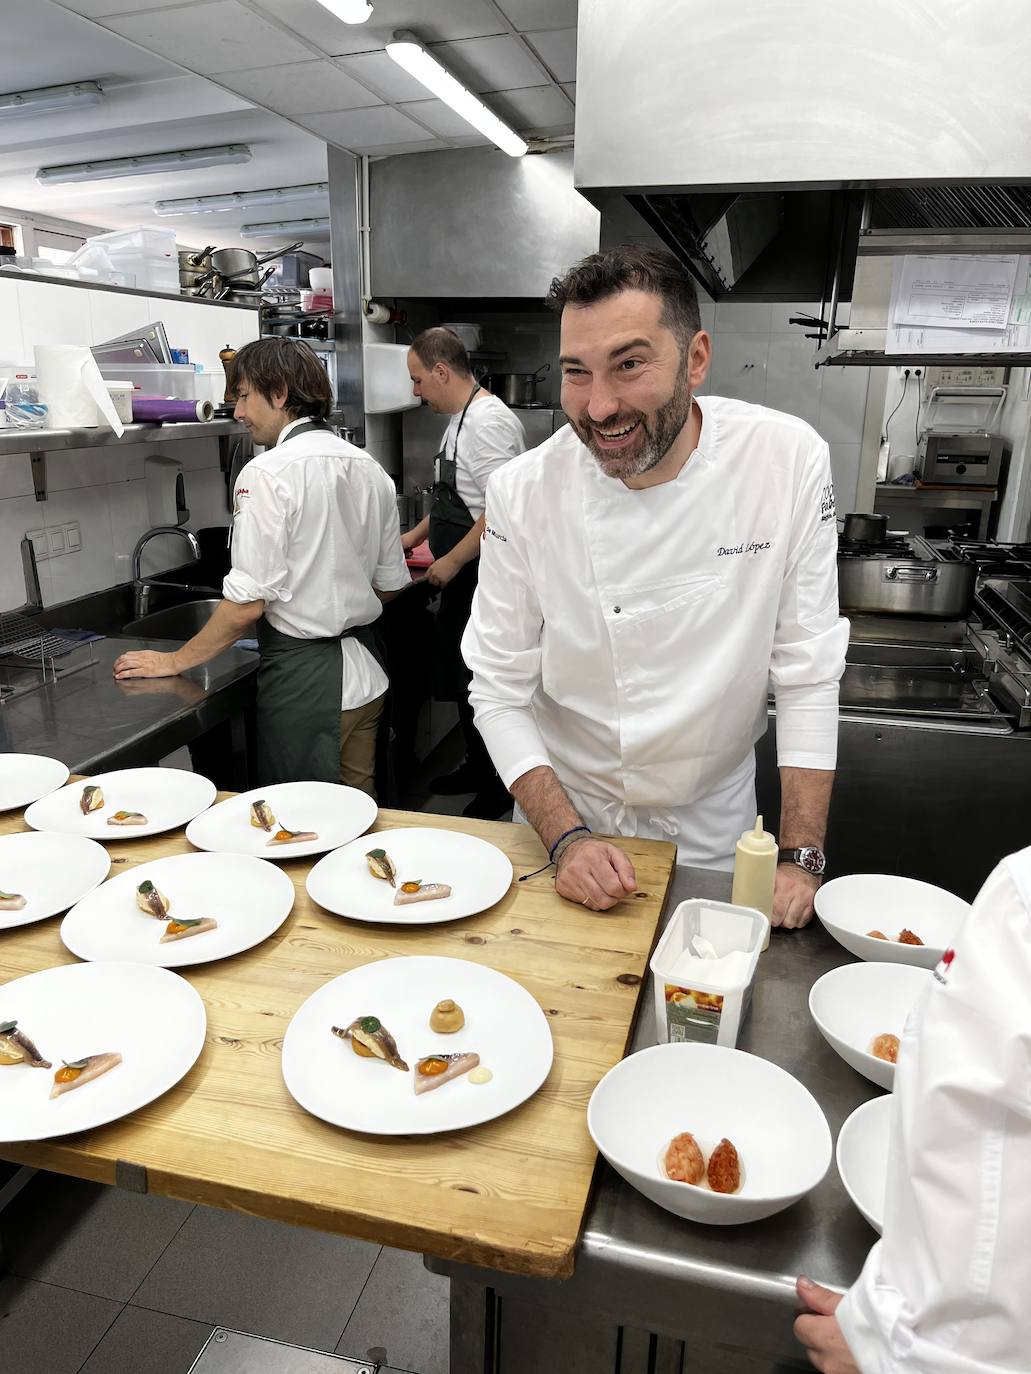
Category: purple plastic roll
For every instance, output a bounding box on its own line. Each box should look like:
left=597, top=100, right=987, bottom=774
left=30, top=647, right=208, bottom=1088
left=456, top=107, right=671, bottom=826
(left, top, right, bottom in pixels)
left=131, top=396, right=214, bottom=423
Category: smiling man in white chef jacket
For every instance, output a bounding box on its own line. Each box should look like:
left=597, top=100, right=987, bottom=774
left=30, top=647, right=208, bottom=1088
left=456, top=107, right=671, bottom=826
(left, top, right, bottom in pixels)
left=461, top=245, right=849, bottom=926
left=795, top=844, right=1031, bottom=1373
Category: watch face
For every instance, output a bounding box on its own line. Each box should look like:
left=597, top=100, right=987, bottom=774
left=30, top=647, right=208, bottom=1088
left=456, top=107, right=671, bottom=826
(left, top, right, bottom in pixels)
left=798, top=847, right=826, bottom=875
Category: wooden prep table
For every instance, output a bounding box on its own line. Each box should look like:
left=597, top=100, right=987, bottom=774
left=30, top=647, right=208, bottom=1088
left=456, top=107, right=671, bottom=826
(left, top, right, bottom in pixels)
left=0, top=801, right=675, bottom=1280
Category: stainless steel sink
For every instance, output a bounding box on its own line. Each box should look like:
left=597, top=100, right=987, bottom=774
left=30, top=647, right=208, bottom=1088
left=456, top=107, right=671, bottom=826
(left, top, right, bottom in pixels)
left=122, top=599, right=220, bottom=640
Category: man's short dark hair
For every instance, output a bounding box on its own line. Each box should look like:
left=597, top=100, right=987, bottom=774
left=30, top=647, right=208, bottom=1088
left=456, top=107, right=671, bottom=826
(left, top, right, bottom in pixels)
left=545, top=245, right=702, bottom=346
left=409, top=327, right=473, bottom=378
left=231, top=337, right=333, bottom=421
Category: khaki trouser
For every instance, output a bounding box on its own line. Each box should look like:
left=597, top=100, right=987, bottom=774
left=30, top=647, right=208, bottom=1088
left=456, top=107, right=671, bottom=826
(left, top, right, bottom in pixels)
left=340, top=692, right=385, bottom=799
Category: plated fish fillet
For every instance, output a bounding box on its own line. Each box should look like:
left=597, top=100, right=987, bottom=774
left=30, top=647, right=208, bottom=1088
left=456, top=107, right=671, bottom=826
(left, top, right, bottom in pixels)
left=414, top=1052, right=480, bottom=1095
left=160, top=917, right=218, bottom=944
left=136, top=880, right=170, bottom=919
left=393, top=882, right=452, bottom=906
left=267, top=828, right=318, bottom=847
left=107, top=811, right=147, bottom=827
left=0, top=890, right=27, bottom=912
left=50, top=1052, right=122, bottom=1098
left=250, top=799, right=277, bottom=833
left=332, top=1015, right=408, bottom=1071
left=365, top=848, right=397, bottom=886
left=80, top=784, right=104, bottom=815
left=0, top=1019, right=52, bottom=1068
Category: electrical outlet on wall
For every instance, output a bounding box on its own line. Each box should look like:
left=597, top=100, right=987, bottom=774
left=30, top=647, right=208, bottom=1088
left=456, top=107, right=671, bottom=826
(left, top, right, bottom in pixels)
left=25, top=523, right=81, bottom=561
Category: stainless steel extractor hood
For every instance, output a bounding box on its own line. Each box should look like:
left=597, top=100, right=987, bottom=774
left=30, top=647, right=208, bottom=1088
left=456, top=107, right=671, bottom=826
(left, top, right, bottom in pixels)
left=573, top=0, right=1031, bottom=361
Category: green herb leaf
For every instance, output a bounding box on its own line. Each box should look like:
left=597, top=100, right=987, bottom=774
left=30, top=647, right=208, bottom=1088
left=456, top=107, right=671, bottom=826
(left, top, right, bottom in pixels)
left=62, top=1058, right=89, bottom=1070
left=359, top=1016, right=381, bottom=1035
left=137, top=880, right=154, bottom=894
left=367, top=848, right=386, bottom=860
left=174, top=918, right=205, bottom=928
left=0, top=1020, right=17, bottom=1035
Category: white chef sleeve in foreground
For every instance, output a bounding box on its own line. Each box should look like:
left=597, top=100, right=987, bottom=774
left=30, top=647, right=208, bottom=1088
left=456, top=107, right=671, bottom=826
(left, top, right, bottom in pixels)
left=769, top=441, right=849, bottom=769
left=223, top=466, right=291, bottom=607
left=837, top=847, right=1031, bottom=1374
left=462, top=484, right=551, bottom=788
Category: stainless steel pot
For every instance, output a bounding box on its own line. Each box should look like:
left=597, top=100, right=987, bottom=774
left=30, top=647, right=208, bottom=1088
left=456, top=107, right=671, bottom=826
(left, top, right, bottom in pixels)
left=485, top=363, right=550, bottom=407
left=209, top=241, right=304, bottom=286
left=838, top=546, right=976, bottom=619
left=842, top=512, right=888, bottom=543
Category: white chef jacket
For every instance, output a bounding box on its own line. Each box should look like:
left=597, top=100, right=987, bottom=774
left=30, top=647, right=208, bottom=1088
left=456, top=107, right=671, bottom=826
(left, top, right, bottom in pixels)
left=837, top=845, right=1031, bottom=1374
left=224, top=419, right=410, bottom=710
left=443, top=392, right=527, bottom=520
left=462, top=395, right=849, bottom=865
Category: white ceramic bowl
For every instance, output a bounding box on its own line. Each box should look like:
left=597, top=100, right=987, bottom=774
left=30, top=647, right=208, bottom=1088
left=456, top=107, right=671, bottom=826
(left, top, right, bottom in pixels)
left=587, top=1043, right=832, bottom=1226
left=815, top=874, right=970, bottom=970
left=809, top=962, right=931, bottom=1090
left=837, top=1094, right=893, bottom=1233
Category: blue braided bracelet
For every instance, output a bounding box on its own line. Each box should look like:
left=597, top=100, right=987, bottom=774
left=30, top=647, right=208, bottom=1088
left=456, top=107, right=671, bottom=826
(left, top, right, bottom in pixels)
left=548, top=825, right=592, bottom=863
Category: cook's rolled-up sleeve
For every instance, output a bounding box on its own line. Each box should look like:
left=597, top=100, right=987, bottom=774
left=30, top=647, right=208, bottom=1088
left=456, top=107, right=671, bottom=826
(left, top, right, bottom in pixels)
left=461, top=478, right=551, bottom=788
left=837, top=849, right=1031, bottom=1374
left=769, top=440, right=849, bottom=769
left=222, top=466, right=291, bottom=606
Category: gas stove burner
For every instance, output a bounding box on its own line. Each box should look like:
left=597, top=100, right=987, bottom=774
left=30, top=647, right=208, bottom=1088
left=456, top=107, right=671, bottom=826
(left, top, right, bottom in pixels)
left=838, top=535, right=918, bottom=559
left=942, top=539, right=1031, bottom=578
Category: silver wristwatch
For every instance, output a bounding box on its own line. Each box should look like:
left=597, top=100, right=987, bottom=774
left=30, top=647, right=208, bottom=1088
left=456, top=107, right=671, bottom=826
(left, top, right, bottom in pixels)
left=778, top=846, right=827, bottom=876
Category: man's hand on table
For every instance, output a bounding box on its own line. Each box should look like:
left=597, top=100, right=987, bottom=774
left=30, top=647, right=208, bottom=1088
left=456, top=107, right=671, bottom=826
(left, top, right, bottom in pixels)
left=555, top=837, right=637, bottom=911
left=113, top=649, right=181, bottom=680
left=794, top=1277, right=859, bottom=1374
left=772, top=865, right=820, bottom=929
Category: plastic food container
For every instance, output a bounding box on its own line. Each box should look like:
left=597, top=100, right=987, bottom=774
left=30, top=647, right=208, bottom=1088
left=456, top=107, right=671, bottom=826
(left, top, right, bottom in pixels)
left=650, top=898, right=769, bottom=1048
left=98, top=363, right=197, bottom=401
left=104, top=381, right=134, bottom=424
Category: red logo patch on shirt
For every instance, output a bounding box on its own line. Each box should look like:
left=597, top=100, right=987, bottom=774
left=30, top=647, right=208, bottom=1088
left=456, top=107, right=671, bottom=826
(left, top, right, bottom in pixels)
left=933, top=947, right=956, bottom=985
left=235, top=487, right=250, bottom=498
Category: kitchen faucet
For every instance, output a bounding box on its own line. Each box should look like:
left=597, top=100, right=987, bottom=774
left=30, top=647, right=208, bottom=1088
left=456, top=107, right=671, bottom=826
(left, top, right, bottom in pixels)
left=131, top=526, right=202, bottom=619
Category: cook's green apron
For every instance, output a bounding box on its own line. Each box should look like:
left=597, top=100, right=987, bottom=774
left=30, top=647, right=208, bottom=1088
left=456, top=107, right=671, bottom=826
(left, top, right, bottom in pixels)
left=251, top=419, right=379, bottom=787
left=428, top=384, right=481, bottom=702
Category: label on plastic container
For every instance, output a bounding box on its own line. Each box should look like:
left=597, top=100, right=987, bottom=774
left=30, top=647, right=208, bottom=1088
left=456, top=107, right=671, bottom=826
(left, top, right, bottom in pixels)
left=664, top=984, right=724, bottom=1044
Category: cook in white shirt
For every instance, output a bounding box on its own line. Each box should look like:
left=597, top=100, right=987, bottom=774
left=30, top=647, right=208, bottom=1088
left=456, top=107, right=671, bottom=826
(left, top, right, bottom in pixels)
left=462, top=246, right=848, bottom=926
left=113, top=338, right=409, bottom=792
left=795, top=844, right=1031, bottom=1374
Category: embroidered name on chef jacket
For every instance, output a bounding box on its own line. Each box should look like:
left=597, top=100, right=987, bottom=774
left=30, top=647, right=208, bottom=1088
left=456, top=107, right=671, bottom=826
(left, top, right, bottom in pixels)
left=485, top=522, right=508, bottom=543
left=716, top=540, right=772, bottom=557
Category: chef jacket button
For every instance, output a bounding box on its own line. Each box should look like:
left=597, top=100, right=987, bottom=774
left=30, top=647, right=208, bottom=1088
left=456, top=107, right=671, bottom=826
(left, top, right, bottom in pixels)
left=613, top=605, right=621, bottom=614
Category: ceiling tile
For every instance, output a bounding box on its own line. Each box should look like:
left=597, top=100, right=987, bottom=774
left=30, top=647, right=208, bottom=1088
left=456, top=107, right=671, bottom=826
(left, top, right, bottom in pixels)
left=297, top=105, right=437, bottom=148
left=105, top=1, right=315, bottom=75
left=493, top=0, right=578, bottom=31
left=396, top=99, right=480, bottom=140
left=335, top=51, right=431, bottom=103
left=218, top=60, right=383, bottom=114
left=54, top=0, right=213, bottom=15
left=489, top=84, right=574, bottom=129
left=523, top=27, right=577, bottom=83
left=562, top=81, right=576, bottom=100
left=365, top=139, right=452, bottom=158
left=253, top=0, right=505, bottom=57
left=429, top=35, right=548, bottom=93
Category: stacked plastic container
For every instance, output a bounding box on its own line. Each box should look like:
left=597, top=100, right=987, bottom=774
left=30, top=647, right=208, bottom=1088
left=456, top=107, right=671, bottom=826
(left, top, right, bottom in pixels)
left=81, top=226, right=179, bottom=295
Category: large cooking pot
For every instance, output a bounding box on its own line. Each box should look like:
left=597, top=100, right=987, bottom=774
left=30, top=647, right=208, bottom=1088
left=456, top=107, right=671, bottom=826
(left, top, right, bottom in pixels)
left=842, top=512, right=888, bottom=543
left=838, top=547, right=976, bottom=618
left=209, top=241, right=304, bottom=287
left=485, top=363, right=550, bottom=407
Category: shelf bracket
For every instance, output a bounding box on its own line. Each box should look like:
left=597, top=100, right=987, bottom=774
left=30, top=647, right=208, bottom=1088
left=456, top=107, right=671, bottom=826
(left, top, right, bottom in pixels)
left=30, top=450, right=47, bottom=502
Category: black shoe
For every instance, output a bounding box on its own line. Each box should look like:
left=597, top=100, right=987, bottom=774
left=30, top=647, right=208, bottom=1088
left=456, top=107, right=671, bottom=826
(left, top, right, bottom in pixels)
left=429, top=762, right=481, bottom=795
left=462, top=785, right=513, bottom=821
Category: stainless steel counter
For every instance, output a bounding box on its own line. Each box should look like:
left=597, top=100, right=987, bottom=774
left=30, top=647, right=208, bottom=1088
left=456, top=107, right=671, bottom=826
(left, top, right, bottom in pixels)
left=0, top=636, right=256, bottom=777
left=433, top=865, right=879, bottom=1373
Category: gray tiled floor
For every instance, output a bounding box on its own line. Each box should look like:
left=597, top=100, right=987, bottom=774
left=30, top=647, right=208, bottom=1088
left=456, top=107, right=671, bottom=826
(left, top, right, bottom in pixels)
left=0, top=1172, right=450, bottom=1374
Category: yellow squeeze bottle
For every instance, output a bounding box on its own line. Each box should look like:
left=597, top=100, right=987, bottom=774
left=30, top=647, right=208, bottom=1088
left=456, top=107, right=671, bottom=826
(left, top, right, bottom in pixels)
left=731, top=814, right=777, bottom=951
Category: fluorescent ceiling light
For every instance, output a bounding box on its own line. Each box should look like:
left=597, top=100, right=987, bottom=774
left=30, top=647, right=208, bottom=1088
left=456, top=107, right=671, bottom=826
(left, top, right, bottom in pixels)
left=36, top=144, right=252, bottom=186
left=239, top=217, right=331, bottom=239
left=0, top=80, right=103, bottom=117
left=386, top=30, right=527, bottom=157
left=154, top=182, right=329, bottom=216
left=313, top=0, right=373, bottom=21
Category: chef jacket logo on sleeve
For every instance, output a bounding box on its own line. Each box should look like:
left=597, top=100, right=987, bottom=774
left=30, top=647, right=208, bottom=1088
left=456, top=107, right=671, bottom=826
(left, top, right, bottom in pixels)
left=933, top=947, right=956, bottom=984
left=819, top=482, right=836, bottom=524
left=485, top=522, right=508, bottom=543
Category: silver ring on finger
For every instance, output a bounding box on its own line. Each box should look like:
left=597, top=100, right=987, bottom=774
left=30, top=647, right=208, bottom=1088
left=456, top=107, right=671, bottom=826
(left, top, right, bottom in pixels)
left=582, top=897, right=592, bottom=907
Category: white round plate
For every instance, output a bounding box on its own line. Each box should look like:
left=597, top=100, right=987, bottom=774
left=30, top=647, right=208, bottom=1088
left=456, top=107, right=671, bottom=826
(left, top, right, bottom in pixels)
left=0, top=754, right=69, bottom=812
left=0, top=960, right=206, bottom=1143
left=24, top=768, right=217, bottom=841
left=588, top=1043, right=832, bottom=1226
left=282, top=955, right=553, bottom=1135
left=815, top=873, right=970, bottom=970
left=186, top=782, right=377, bottom=862
left=61, top=852, right=296, bottom=968
left=0, top=832, right=111, bottom=931
left=837, top=1094, right=893, bottom=1233
left=306, top=828, right=514, bottom=925
left=809, top=961, right=931, bottom=1091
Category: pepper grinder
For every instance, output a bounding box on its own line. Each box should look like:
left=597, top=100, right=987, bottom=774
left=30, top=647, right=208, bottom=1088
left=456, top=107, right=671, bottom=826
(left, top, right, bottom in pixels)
left=219, top=345, right=237, bottom=405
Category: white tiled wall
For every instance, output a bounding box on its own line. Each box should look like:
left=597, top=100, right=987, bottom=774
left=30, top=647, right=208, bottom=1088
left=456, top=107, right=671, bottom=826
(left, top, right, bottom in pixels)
left=0, top=276, right=258, bottom=612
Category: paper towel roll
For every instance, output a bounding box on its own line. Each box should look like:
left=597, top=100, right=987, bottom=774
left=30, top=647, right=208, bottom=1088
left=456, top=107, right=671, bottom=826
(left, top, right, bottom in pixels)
left=34, top=345, right=125, bottom=437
